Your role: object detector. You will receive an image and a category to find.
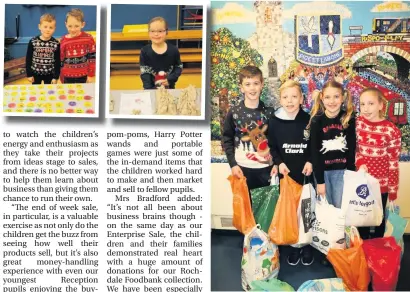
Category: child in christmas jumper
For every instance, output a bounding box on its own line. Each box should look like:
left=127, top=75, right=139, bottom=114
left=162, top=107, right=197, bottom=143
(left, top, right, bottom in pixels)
left=26, top=13, right=60, bottom=84
left=60, top=8, right=96, bottom=83
left=268, top=80, right=314, bottom=266
left=222, top=65, right=274, bottom=194
left=140, top=17, right=182, bottom=89
left=308, top=80, right=356, bottom=209
left=356, top=87, right=402, bottom=239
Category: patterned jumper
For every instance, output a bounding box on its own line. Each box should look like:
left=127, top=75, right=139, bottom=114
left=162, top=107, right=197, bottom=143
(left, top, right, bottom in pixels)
left=59, top=31, right=96, bottom=82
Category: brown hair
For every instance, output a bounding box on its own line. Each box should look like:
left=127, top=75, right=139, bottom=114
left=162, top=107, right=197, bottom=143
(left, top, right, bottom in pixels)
left=238, top=65, right=263, bottom=84
left=66, top=8, right=84, bottom=22
left=279, top=80, right=303, bottom=97
left=40, top=13, right=56, bottom=24
left=307, top=80, right=354, bottom=129
left=148, top=16, right=168, bottom=31
left=360, top=87, right=387, bottom=118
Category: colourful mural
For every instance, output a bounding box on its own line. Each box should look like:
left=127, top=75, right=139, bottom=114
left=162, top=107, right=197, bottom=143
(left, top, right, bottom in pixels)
left=211, top=1, right=410, bottom=162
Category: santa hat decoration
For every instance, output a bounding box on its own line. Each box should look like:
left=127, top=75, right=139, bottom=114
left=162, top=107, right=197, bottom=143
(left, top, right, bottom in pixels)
left=155, top=71, right=167, bottom=86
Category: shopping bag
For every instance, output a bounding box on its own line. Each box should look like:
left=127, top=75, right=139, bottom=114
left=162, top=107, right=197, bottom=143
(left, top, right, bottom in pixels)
left=251, top=176, right=280, bottom=233
left=297, top=278, right=346, bottom=291
left=268, top=175, right=302, bottom=245
left=384, top=201, right=407, bottom=257
left=228, top=175, right=256, bottom=234
left=362, top=236, right=401, bottom=291
left=310, top=197, right=345, bottom=254
left=327, top=227, right=370, bottom=291
left=341, top=170, right=383, bottom=227
left=241, top=225, right=280, bottom=291
left=292, top=176, right=316, bottom=248
left=250, top=278, right=294, bottom=291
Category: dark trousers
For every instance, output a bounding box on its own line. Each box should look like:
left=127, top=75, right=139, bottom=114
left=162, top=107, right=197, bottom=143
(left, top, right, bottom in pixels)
left=63, top=76, right=87, bottom=84
left=358, top=193, right=388, bottom=239
left=33, top=74, right=54, bottom=84
left=240, top=165, right=272, bottom=205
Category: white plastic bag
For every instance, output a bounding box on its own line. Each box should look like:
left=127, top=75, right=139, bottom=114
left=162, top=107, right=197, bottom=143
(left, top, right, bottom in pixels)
left=311, top=197, right=345, bottom=255
left=292, top=178, right=316, bottom=248
left=241, top=225, right=279, bottom=291
left=341, top=170, right=383, bottom=227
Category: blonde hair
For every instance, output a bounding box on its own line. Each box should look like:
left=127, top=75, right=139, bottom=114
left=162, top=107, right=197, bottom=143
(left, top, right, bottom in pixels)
left=66, top=8, right=84, bottom=22
left=307, top=80, right=354, bottom=129
left=40, top=13, right=56, bottom=24
left=360, top=87, right=387, bottom=118
left=148, top=16, right=168, bottom=31
left=279, top=80, right=303, bottom=97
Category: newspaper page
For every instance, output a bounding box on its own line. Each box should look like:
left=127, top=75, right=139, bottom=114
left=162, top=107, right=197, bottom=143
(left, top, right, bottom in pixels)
left=1, top=0, right=210, bottom=291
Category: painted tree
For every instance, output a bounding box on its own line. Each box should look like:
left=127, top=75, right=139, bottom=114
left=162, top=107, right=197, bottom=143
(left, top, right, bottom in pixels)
left=211, top=27, right=268, bottom=141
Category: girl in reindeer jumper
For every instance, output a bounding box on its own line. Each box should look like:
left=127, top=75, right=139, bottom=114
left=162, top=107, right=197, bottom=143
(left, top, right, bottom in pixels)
left=268, top=80, right=314, bottom=266
left=308, top=80, right=356, bottom=208
left=356, top=87, right=402, bottom=240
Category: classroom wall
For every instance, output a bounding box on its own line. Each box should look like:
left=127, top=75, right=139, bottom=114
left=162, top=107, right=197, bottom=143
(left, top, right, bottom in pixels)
left=110, top=4, right=178, bottom=32
left=5, top=4, right=97, bottom=59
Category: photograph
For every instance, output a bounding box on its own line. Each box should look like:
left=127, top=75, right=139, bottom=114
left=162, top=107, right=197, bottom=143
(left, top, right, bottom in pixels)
left=210, top=1, right=410, bottom=291
left=2, top=3, right=100, bottom=117
left=107, top=3, right=206, bottom=119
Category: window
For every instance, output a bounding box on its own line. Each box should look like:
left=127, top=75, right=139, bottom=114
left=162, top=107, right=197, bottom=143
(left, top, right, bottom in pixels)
left=383, top=21, right=390, bottom=25
left=393, top=102, right=404, bottom=115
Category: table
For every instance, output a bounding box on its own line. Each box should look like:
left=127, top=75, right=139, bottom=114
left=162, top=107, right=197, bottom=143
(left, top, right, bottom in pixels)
left=3, top=83, right=96, bottom=115
left=110, top=88, right=201, bottom=116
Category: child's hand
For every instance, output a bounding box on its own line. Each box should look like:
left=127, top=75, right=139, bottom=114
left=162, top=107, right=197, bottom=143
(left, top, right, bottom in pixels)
left=86, top=77, right=92, bottom=83
left=270, top=165, right=278, bottom=177
left=359, top=165, right=368, bottom=172
left=279, top=163, right=290, bottom=175
left=231, top=165, right=243, bottom=178
left=51, top=79, right=57, bottom=84
left=317, top=184, right=326, bottom=197
left=302, top=162, right=313, bottom=176
left=162, top=79, right=169, bottom=87
left=27, top=77, right=34, bottom=83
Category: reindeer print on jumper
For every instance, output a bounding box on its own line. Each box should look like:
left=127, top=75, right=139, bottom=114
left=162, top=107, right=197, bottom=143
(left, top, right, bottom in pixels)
left=320, top=133, right=348, bottom=154
left=310, top=110, right=356, bottom=184
left=222, top=101, right=274, bottom=169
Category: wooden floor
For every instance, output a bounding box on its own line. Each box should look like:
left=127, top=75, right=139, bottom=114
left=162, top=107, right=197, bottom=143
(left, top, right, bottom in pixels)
left=6, top=74, right=202, bottom=90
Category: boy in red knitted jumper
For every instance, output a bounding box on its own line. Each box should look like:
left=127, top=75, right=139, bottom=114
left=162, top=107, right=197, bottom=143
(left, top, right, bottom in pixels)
left=356, top=87, right=402, bottom=239
left=60, top=8, right=96, bottom=83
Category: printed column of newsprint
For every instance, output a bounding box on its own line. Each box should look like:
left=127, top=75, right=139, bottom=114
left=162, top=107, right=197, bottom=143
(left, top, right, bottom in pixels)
left=1, top=125, right=209, bottom=292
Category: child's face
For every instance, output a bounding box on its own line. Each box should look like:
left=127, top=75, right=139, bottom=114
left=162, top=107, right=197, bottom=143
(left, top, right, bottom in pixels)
left=321, top=87, right=343, bottom=117
left=280, top=86, right=303, bottom=115
left=240, top=76, right=263, bottom=102
left=360, top=91, right=384, bottom=122
left=149, top=20, right=167, bottom=45
left=38, top=21, right=56, bottom=39
left=65, top=16, right=85, bottom=38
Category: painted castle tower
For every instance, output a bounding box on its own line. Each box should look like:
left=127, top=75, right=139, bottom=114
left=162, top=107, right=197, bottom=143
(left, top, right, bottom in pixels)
left=248, top=1, right=295, bottom=107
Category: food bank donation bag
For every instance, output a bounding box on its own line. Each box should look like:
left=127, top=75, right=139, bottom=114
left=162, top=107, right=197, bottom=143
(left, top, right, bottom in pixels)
left=384, top=201, right=407, bottom=257
left=327, top=227, right=370, bottom=291
left=292, top=177, right=316, bottom=248
left=250, top=278, right=294, bottom=291
left=297, top=278, right=346, bottom=291
left=268, top=175, right=302, bottom=245
left=362, top=236, right=401, bottom=291
left=241, top=225, right=279, bottom=291
left=228, top=175, right=256, bottom=234
left=341, top=170, right=383, bottom=227
left=310, top=198, right=345, bottom=254
left=251, top=176, right=280, bottom=233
